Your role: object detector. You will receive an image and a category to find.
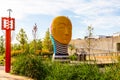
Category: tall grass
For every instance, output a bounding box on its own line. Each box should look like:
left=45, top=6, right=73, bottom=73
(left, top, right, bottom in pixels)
left=45, top=63, right=102, bottom=80
left=12, top=53, right=120, bottom=80
left=12, top=54, right=49, bottom=80
left=0, top=55, right=4, bottom=65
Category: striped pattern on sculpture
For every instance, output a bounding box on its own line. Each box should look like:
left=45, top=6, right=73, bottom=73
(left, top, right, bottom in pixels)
left=55, top=40, right=68, bottom=55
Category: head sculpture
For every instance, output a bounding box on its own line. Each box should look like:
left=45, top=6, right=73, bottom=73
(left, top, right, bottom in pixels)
left=51, top=16, right=72, bottom=44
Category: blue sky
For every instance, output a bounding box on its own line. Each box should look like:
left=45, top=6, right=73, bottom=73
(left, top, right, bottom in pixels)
left=0, top=0, right=120, bottom=43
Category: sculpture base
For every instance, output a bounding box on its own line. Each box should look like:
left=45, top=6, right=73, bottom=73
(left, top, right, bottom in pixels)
left=52, top=54, right=70, bottom=63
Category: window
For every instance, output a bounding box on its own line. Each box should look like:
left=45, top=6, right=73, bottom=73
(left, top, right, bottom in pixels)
left=117, top=43, right=120, bottom=52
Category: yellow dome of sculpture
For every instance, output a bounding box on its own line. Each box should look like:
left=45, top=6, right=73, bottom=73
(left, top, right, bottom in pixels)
left=51, top=16, right=72, bottom=44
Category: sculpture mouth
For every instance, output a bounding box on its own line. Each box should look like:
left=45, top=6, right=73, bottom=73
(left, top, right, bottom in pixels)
left=63, top=39, right=70, bottom=43
left=64, top=35, right=70, bottom=40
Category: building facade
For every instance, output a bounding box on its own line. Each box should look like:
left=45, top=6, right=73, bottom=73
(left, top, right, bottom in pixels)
left=69, top=36, right=120, bottom=55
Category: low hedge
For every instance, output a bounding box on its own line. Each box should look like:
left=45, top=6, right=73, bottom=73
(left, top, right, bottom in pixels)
left=0, top=55, right=4, bottom=65
left=45, top=63, right=101, bottom=80
left=12, top=53, right=120, bottom=80
left=12, top=54, right=49, bottom=80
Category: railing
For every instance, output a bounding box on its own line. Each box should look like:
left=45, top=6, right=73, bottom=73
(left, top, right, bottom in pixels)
left=78, top=52, right=120, bottom=64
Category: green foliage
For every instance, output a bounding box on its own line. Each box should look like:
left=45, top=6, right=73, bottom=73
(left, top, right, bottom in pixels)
left=24, top=43, right=30, bottom=53
left=45, top=63, right=101, bottom=80
left=0, top=55, right=4, bottom=65
left=29, top=40, right=34, bottom=52
left=103, top=63, right=120, bottom=80
left=12, top=54, right=49, bottom=80
left=37, top=39, right=43, bottom=50
left=16, top=28, right=28, bottom=50
left=0, top=36, right=5, bottom=55
left=41, top=52, right=53, bottom=55
left=69, top=54, right=77, bottom=61
left=29, top=39, right=43, bottom=54
left=11, top=50, right=23, bottom=57
left=12, top=55, right=120, bottom=80
left=42, top=28, right=53, bottom=53
left=68, top=44, right=75, bottom=50
left=12, top=43, right=21, bottom=50
left=68, top=44, right=75, bottom=54
left=40, top=51, right=53, bottom=60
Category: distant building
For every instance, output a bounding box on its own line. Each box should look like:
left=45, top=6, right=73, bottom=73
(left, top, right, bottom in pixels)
left=113, top=32, right=120, bottom=37
left=84, top=35, right=110, bottom=39
left=69, top=36, right=120, bottom=55
left=76, top=38, right=81, bottom=40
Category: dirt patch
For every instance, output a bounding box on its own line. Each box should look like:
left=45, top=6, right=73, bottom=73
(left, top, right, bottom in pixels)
left=0, top=66, right=33, bottom=80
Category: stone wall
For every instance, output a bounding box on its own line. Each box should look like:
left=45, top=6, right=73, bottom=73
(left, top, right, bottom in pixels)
left=69, top=36, right=120, bottom=55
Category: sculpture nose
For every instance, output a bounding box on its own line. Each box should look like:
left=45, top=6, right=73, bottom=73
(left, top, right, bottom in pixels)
left=65, top=27, right=69, bottom=35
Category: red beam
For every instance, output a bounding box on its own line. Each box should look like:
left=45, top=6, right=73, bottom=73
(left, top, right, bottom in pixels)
left=1, top=17, right=15, bottom=73
left=5, top=29, right=11, bottom=73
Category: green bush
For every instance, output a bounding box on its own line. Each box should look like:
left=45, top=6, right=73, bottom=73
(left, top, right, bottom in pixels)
left=11, top=50, right=23, bottom=57
left=12, top=53, right=120, bottom=80
left=69, top=54, right=77, bottom=61
left=45, top=63, right=72, bottom=80
left=40, top=52, right=53, bottom=60
left=12, top=54, right=49, bottom=80
left=45, top=63, right=101, bottom=80
left=41, top=52, right=53, bottom=56
left=103, top=63, right=120, bottom=80
left=0, top=55, right=4, bottom=65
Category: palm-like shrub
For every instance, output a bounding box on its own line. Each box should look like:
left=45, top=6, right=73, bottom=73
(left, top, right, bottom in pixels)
left=45, top=63, right=101, bottom=80
left=12, top=54, right=48, bottom=80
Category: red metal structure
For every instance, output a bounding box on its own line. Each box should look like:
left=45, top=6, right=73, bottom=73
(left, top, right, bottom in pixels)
left=1, top=9, right=15, bottom=73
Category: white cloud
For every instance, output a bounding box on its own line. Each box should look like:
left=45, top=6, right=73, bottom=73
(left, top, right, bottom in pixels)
left=83, top=16, right=120, bottom=29
left=0, top=0, right=119, bottom=19
left=0, top=0, right=120, bottom=39
left=0, top=0, right=90, bottom=19
left=73, top=0, right=120, bottom=16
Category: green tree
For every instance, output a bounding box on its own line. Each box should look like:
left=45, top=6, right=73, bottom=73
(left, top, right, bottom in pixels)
left=29, top=39, right=42, bottom=54
left=86, top=25, right=94, bottom=54
left=85, top=25, right=96, bottom=60
left=42, top=28, right=53, bottom=52
left=32, top=23, right=38, bottom=51
left=36, top=39, right=42, bottom=50
left=0, top=36, right=5, bottom=55
left=29, top=40, right=35, bottom=53
left=12, top=43, right=21, bottom=50
left=68, top=44, right=75, bottom=54
left=16, top=28, right=28, bottom=50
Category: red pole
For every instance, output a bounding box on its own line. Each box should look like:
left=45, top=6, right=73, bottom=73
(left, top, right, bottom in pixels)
left=5, top=29, right=11, bottom=73
left=1, top=9, right=15, bottom=73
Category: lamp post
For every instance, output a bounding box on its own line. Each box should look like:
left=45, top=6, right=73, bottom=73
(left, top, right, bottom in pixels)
left=32, top=23, right=37, bottom=52
left=87, top=25, right=93, bottom=60
left=1, top=9, right=15, bottom=73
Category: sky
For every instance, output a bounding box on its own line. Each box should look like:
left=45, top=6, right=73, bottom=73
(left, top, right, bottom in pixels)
left=0, top=0, right=120, bottom=43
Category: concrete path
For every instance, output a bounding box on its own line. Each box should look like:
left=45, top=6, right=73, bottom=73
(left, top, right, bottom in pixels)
left=0, top=66, right=33, bottom=80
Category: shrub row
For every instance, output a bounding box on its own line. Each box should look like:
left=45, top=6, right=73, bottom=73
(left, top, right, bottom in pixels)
left=0, top=55, right=4, bottom=65
left=45, top=63, right=102, bottom=80
left=12, top=54, right=120, bottom=80
left=12, top=54, right=48, bottom=80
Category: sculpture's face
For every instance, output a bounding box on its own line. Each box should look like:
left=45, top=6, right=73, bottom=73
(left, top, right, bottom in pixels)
left=51, top=16, right=72, bottom=44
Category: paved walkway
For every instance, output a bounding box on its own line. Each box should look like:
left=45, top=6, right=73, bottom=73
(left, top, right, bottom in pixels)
left=0, top=66, right=33, bottom=80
